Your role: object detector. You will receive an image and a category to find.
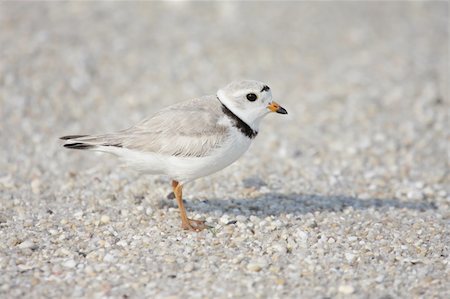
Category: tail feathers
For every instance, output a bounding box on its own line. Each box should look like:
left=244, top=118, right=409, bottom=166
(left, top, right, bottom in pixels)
left=60, top=134, right=123, bottom=151
left=60, top=135, right=89, bottom=140
left=63, top=142, right=96, bottom=150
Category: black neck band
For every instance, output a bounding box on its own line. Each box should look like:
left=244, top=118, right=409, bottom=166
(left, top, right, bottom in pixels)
left=217, top=97, right=258, bottom=139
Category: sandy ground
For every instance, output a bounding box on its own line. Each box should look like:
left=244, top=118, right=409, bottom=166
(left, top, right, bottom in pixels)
left=0, top=2, right=448, bottom=298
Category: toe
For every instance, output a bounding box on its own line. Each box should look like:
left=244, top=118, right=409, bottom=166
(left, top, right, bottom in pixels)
left=181, top=219, right=209, bottom=232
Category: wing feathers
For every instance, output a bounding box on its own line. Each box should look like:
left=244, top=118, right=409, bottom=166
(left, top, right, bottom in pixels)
left=61, top=96, right=229, bottom=157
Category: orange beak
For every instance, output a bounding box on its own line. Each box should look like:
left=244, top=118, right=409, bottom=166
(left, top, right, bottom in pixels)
left=267, top=101, right=288, bottom=114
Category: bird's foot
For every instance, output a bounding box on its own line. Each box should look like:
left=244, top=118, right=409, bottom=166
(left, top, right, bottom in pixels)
left=181, top=218, right=209, bottom=232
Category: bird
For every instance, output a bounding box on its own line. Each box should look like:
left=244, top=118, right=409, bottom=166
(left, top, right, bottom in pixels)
left=60, top=80, right=287, bottom=231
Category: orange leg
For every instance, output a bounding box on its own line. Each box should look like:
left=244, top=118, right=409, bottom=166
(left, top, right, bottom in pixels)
left=172, top=180, right=207, bottom=232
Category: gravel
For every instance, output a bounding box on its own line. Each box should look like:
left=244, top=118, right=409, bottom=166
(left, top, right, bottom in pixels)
left=0, top=2, right=449, bottom=299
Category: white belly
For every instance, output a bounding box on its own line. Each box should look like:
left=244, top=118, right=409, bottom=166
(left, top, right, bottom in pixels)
left=115, top=128, right=252, bottom=184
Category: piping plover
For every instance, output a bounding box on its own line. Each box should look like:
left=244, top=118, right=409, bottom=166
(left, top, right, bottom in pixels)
left=61, top=80, right=287, bottom=231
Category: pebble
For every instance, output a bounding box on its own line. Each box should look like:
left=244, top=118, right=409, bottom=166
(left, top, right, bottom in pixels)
left=219, top=215, right=230, bottom=225
left=1, top=284, right=10, bottom=292
left=347, top=236, right=358, bottom=242
left=0, top=175, right=14, bottom=189
left=103, top=253, right=115, bottom=262
left=338, top=285, right=355, bottom=294
left=184, top=263, right=195, bottom=272
left=375, top=275, right=385, bottom=283
left=236, top=215, right=247, bottom=222
left=247, top=259, right=268, bottom=272
left=31, top=179, right=41, bottom=194
left=63, top=260, right=77, bottom=268
left=249, top=216, right=261, bottom=223
left=74, top=210, right=84, bottom=219
left=345, top=252, right=356, bottom=263
left=164, top=256, right=176, bottom=263
left=269, top=242, right=287, bottom=254
left=116, top=240, right=128, bottom=247
left=84, top=265, right=95, bottom=275
left=57, top=248, right=71, bottom=256
left=48, top=229, right=58, bottom=235
left=247, top=263, right=263, bottom=272
left=18, top=240, right=34, bottom=249
left=100, top=215, right=110, bottom=224
left=407, top=190, right=424, bottom=200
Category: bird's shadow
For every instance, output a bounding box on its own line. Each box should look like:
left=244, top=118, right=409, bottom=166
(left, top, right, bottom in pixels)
left=176, top=192, right=437, bottom=217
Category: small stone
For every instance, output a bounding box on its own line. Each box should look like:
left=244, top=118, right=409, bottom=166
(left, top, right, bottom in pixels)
left=275, top=278, right=285, bottom=285
left=258, top=220, right=268, bottom=228
left=103, top=253, right=115, bottom=262
left=84, top=265, right=95, bottom=275
left=407, top=190, right=424, bottom=200
left=219, top=215, right=230, bottom=225
left=48, top=228, right=58, bottom=236
left=18, top=240, right=34, bottom=249
left=164, top=256, right=176, bottom=263
left=232, top=255, right=245, bottom=264
left=116, top=240, right=128, bottom=247
left=297, top=230, right=309, bottom=242
left=100, top=215, right=110, bottom=224
left=438, top=190, right=447, bottom=197
left=423, top=187, right=434, bottom=196
left=249, top=216, right=260, bottom=223
left=338, top=285, right=355, bottom=294
left=63, top=260, right=77, bottom=268
left=375, top=275, right=385, bottom=283
left=270, top=242, right=287, bottom=254
left=414, top=181, right=425, bottom=189
left=1, top=283, right=10, bottom=292
left=74, top=210, right=83, bottom=220
left=31, top=179, right=41, bottom=194
left=347, top=236, right=358, bottom=242
left=58, top=248, right=71, bottom=256
left=247, top=263, right=262, bottom=272
left=307, top=220, right=318, bottom=228
left=247, top=259, right=268, bottom=272
left=184, top=262, right=195, bottom=272
left=18, top=264, right=34, bottom=271
left=0, top=175, right=14, bottom=189
left=345, top=252, right=356, bottom=263
left=236, top=215, right=247, bottom=222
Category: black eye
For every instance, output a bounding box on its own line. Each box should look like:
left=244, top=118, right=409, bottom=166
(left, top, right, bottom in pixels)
left=246, top=93, right=257, bottom=102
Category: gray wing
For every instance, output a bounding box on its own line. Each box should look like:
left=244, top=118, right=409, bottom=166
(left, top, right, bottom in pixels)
left=70, top=96, right=230, bottom=157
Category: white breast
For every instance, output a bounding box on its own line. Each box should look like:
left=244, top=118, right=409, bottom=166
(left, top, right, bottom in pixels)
left=164, top=126, right=252, bottom=183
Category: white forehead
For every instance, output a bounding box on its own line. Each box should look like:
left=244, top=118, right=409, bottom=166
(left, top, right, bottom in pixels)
left=222, top=80, right=267, bottom=96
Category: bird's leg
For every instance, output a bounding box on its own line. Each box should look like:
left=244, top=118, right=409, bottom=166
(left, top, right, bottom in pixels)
left=171, top=180, right=207, bottom=232
left=172, top=180, right=190, bottom=227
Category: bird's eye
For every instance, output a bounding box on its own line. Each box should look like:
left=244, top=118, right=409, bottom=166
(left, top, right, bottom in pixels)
left=246, top=93, right=258, bottom=102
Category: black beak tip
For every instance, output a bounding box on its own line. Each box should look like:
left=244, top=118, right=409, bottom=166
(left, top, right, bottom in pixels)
left=277, top=107, right=288, bottom=114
